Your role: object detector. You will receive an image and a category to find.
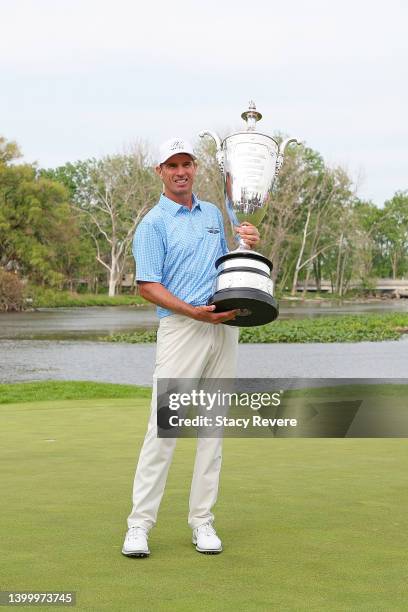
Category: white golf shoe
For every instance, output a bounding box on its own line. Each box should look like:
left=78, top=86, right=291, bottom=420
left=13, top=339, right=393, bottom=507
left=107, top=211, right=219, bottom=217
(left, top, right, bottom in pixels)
left=122, top=526, right=150, bottom=558
left=192, top=522, right=222, bottom=554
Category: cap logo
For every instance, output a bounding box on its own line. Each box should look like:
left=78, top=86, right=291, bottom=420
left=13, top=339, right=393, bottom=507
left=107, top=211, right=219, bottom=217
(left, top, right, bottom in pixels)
left=170, top=140, right=184, bottom=150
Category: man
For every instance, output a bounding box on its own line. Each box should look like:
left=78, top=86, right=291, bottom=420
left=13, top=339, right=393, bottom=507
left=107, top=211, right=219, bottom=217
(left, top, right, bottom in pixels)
left=122, top=137, right=259, bottom=557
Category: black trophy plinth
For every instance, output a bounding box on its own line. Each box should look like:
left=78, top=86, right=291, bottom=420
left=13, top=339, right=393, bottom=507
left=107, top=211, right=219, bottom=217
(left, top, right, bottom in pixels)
left=209, top=251, right=279, bottom=327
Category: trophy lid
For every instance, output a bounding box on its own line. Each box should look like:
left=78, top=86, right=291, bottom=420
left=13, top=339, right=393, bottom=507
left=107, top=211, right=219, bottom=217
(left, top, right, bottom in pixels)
left=241, top=100, right=262, bottom=131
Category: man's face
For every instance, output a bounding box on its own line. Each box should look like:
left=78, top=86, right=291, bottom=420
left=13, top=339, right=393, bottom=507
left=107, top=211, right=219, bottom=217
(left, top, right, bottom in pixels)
left=156, top=153, right=197, bottom=201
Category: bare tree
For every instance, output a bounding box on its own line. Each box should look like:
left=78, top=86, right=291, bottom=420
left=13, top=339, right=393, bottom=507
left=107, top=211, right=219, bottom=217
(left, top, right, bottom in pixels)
left=73, top=146, right=160, bottom=295
left=261, top=146, right=310, bottom=283
left=290, top=167, right=353, bottom=295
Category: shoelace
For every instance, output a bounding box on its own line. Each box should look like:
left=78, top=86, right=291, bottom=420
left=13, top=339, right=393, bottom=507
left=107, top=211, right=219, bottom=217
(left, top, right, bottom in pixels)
left=197, top=522, right=216, bottom=536
left=128, top=526, right=147, bottom=541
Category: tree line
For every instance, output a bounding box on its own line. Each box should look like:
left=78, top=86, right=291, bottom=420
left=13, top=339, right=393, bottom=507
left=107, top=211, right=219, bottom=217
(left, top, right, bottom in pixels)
left=1, top=135, right=407, bottom=299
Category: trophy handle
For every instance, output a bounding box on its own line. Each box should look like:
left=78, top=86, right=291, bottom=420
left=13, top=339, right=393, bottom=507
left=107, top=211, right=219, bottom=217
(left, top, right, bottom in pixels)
left=199, top=131, right=224, bottom=174
left=275, top=138, right=301, bottom=176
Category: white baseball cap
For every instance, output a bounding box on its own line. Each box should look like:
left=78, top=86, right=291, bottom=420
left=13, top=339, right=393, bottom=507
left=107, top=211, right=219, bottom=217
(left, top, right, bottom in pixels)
left=158, top=137, right=196, bottom=165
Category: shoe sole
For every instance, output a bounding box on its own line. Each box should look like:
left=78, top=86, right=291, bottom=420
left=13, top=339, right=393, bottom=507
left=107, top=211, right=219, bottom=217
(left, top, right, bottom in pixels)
left=195, top=548, right=222, bottom=554
left=121, top=549, right=150, bottom=558
left=193, top=542, right=222, bottom=554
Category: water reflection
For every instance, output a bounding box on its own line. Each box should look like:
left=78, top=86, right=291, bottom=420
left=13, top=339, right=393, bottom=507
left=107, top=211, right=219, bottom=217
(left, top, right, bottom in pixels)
left=0, top=301, right=407, bottom=341
left=1, top=338, right=407, bottom=386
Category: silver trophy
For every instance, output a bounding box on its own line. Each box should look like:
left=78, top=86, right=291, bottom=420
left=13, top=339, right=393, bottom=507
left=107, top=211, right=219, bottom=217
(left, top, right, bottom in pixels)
left=200, top=101, right=300, bottom=327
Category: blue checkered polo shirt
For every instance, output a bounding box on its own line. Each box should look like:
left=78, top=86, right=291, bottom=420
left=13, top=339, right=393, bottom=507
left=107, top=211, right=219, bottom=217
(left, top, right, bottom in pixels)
left=133, top=193, right=228, bottom=318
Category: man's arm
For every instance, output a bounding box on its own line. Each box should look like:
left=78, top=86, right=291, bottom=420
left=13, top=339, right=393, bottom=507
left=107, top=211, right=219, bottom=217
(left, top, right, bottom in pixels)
left=138, top=282, right=238, bottom=324
left=136, top=220, right=260, bottom=324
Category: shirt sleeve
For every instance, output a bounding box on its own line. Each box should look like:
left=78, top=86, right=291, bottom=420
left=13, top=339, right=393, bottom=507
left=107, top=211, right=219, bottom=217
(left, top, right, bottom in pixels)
left=216, top=208, right=229, bottom=256
left=133, top=220, right=165, bottom=282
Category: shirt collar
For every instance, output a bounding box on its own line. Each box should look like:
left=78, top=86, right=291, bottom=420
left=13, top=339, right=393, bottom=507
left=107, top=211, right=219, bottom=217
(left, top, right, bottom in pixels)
left=159, top=193, right=201, bottom=216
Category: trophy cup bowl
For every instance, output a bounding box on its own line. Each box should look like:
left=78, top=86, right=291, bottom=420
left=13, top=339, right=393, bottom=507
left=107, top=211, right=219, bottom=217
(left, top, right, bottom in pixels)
left=200, top=101, right=299, bottom=327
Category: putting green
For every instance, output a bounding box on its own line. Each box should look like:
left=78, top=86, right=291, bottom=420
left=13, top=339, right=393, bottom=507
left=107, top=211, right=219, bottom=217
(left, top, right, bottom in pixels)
left=1, top=397, right=407, bottom=611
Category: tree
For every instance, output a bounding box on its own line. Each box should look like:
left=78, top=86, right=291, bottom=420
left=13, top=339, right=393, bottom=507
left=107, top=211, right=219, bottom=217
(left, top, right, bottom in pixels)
left=260, top=144, right=325, bottom=286
left=377, top=191, right=408, bottom=279
left=0, top=136, right=21, bottom=164
left=0, top=136, right=78, bottom=286
left=46, top=148, right=161, bottom=295
left=348, top=200, right=384, bottom=287
left=0, top=268, right=24, bottom=311
left=290, top=165, right=356, bottom=296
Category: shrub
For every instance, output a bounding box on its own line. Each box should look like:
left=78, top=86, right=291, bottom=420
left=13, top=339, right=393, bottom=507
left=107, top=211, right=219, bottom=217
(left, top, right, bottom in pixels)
left=0, top=268, right=25, bottom=311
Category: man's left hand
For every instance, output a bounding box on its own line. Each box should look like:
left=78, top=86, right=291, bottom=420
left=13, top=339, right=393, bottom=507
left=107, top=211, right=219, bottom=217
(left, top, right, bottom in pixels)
left=235, top=222, right=260, bottom=249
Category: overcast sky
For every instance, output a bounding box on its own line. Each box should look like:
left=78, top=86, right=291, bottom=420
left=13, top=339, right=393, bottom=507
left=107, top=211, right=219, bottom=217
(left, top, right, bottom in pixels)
left=1, top=0, right=407, bottom=206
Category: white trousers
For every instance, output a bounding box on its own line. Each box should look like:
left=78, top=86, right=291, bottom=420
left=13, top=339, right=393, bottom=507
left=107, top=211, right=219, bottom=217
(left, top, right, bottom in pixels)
left=127, top=315, right=239, bottom=530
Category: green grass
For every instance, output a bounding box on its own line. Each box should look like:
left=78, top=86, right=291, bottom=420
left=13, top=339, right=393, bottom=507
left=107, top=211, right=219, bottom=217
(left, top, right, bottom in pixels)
left=104, top=312, right=408, bottom=344
left=25, top=287, right=146, bottom=308
left=1, top=388, right=407, bottom=610
left=239, top=312, right=408, bottom=343
left=0, top=381, right=150, bottom=405
left=105, top=329, right=158, bottom=343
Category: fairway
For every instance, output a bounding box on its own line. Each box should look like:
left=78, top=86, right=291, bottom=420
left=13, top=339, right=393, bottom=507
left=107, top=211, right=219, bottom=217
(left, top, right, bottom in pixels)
left=1, top=396, right=407, bottom=611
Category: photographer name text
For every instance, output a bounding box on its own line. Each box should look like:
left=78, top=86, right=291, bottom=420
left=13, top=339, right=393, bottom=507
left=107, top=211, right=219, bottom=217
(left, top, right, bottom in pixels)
left=168, top=415, right=298, bottom=429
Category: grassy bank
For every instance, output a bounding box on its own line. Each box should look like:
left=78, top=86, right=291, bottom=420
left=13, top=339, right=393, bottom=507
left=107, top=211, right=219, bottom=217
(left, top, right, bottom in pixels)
left=21, top=286, right=387, bottom=310
left=25, top=287, right=146, bottom=308
left=1, top=391, right=406, bottom=610
left=0, top=381, right=150, bottom=404
left=104, top=312, right=408, bottom=344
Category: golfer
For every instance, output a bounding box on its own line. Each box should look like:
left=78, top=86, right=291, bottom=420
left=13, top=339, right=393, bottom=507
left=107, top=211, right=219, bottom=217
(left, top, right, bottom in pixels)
left=122, top=137, right=259, bottom=557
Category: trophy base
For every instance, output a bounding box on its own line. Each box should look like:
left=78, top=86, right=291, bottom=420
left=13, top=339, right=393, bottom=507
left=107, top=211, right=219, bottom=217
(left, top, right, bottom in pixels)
left=209, top=249, right=278, bottom=327
left=210, top=288, right=279, bottom=327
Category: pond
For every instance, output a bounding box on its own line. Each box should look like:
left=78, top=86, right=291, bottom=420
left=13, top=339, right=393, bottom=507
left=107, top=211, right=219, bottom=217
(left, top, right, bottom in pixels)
left=0, top=300, right=407, bottom=341
left=1, top=300, right=407, bottom=385
left=1, top=338, right=407, bottom=386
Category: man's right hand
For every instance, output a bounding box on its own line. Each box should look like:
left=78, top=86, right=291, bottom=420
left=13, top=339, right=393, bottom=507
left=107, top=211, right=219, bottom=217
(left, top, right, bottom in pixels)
left=138, top=281, right=239, bottom=324
left=192, top=304, right=239, bottom=324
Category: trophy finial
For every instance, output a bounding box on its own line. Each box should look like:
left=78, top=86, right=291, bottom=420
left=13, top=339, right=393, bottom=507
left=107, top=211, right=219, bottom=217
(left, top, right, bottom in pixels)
left=241, top=100, right=262, bottom=131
